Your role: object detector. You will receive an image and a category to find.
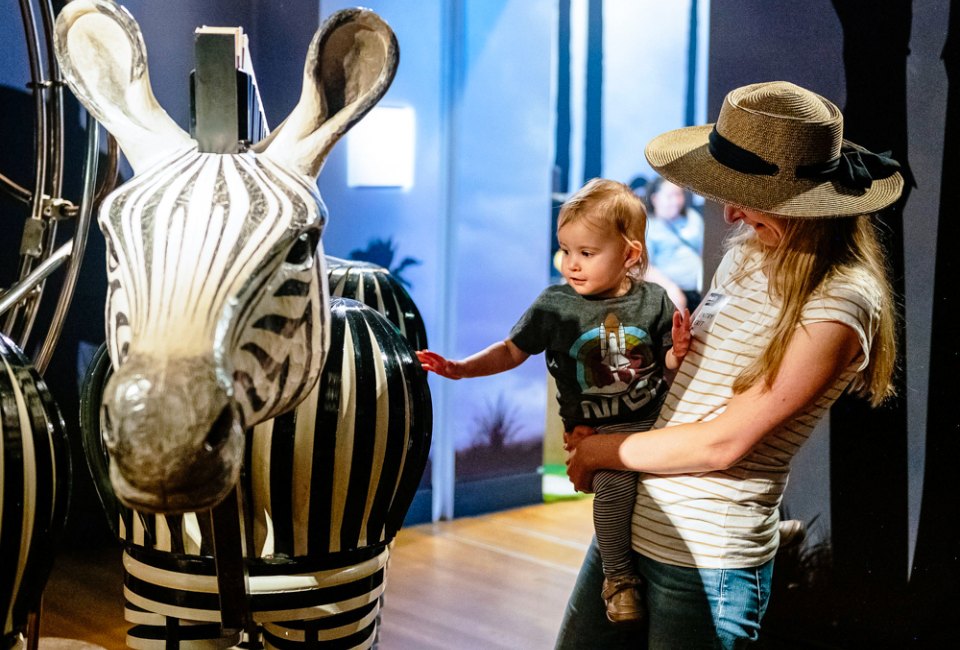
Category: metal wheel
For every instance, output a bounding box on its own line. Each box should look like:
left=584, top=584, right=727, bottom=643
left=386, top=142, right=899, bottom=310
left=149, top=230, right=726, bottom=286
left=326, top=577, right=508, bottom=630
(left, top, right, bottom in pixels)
left=0, top=0, right=116, bottom=374
left=0, top=2, right=115, bottom=649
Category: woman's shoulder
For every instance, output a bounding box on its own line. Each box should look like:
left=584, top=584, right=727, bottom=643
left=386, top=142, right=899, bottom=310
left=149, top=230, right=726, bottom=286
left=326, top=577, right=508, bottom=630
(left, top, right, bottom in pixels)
left=806, top=266, right=883, bottom=325
left=819, top=266, right=883, bottom=305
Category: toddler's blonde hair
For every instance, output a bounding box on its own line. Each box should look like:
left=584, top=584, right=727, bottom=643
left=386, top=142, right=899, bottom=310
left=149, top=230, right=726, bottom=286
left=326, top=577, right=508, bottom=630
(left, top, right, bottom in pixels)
left=557, top=178, right=649, bottom=277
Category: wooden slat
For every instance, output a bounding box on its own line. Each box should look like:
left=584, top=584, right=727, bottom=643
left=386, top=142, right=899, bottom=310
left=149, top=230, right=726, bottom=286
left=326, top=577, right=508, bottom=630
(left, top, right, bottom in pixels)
left=39, top=497, right=595, bottom=649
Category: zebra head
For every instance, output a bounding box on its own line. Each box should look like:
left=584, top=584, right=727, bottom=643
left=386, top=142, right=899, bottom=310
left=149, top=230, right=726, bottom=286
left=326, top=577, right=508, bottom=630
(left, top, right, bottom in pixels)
left=54, top=0, right=398, bottom=513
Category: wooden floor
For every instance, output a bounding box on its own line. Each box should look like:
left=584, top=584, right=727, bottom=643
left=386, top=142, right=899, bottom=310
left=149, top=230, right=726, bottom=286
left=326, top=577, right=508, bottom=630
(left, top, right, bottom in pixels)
left=38, top=498, right=594, bottom=649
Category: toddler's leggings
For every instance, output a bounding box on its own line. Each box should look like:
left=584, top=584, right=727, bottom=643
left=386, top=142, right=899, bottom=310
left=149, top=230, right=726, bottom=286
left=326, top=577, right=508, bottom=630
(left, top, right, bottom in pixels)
left=592, top=468, right=639, bottom=577
left=590, top=417, right=657, bottom=578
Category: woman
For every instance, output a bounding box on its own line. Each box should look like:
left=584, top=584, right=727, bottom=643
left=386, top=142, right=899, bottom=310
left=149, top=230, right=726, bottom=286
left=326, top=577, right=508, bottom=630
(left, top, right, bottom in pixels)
left=556, top=81, right=903, bottom=649
left=643, top=176, right=705, bottom=311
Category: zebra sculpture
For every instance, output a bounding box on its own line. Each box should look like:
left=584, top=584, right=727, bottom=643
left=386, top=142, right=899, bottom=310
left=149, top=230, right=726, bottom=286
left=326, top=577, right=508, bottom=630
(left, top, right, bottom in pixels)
left=56, top=1, right=431, bottom=647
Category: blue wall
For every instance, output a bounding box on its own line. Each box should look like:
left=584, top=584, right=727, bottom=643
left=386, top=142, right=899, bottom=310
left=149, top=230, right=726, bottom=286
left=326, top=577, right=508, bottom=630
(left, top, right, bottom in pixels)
left=317, top=0, right=555, bottom=455
left=1, top=0, right=704, bottom=522
left=316, top=0, right=558, bottom=516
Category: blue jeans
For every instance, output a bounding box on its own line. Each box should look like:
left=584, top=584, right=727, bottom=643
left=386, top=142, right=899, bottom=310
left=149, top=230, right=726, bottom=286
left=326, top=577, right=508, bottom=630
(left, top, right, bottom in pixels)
left=555, top=539, right=773, bottom=649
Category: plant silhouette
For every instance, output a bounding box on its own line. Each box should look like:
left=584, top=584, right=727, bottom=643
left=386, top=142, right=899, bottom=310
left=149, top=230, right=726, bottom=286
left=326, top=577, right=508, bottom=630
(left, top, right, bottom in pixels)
left=348, top=237, right=421, bottom=288
left=471, top=395, right=524, bottom=451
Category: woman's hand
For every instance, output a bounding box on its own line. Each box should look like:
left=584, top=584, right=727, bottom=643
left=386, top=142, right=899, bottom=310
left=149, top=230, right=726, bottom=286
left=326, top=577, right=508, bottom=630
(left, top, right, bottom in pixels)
left=565, top=431, right=632, bottom=492
left=671, top=308, right=692, bottom=359
left=563, top=424, right=596, bottom=452
left=565, top=448, right=595, bottom=493
left=415, top=350, right=464, bottom=379
left=564, top=425, right=597, bottom=492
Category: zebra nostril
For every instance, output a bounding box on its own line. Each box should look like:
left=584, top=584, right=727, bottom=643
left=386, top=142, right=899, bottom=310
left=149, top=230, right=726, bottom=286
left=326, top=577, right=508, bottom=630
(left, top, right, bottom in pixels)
left=204, top=404, right=235, bottom=453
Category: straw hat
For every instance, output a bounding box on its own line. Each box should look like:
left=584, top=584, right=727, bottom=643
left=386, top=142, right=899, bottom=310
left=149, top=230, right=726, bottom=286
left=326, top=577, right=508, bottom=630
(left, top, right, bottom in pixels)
left=645, top=81, right=903, bottom=218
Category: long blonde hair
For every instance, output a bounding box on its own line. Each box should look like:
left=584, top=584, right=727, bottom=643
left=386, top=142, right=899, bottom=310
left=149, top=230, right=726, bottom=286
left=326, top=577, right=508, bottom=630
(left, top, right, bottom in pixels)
left=730, top=215, right=897, bottom=406
left=558, top=178, right=649, bottom=277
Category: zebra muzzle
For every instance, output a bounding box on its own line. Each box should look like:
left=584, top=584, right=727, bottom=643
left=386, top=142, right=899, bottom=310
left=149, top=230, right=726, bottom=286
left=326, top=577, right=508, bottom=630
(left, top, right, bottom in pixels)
left=101, top=354, right=245, bottom=514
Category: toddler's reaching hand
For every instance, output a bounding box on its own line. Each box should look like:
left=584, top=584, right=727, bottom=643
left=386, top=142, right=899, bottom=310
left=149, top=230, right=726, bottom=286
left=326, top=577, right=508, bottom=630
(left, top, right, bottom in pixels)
left=671, top=308, right=692, bottom=360
left=416, top=350, right=464, bottom=379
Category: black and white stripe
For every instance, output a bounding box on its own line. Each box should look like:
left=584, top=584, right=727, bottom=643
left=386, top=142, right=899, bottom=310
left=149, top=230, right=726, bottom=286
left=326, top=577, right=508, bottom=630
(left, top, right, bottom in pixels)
left=99, top=148, right=327, bottom=426
left=58, top=3, right=413, bottom=643
left=245, top=298, right=431, bottom=557
left=0, top=333, right=71, bottom=647
left=326, top=257, right=428, bottom=351
left=119, top=544, right=388, bottom=649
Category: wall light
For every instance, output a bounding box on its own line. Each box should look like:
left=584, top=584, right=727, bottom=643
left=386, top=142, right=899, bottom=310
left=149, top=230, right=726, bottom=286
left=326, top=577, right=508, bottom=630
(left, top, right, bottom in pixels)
left=347, top=106, right=416, bottom=189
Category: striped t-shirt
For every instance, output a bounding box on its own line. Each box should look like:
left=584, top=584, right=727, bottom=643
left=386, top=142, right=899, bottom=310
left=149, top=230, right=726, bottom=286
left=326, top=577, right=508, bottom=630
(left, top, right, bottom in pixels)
left=632, top=243, right=881, bottom=569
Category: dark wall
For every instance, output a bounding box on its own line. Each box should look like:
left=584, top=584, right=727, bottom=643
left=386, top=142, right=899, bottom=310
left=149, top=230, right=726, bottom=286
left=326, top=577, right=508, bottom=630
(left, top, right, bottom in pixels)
left=909, top=2, right=960, bottom=643
left=118, top=0, right=318, bottom=167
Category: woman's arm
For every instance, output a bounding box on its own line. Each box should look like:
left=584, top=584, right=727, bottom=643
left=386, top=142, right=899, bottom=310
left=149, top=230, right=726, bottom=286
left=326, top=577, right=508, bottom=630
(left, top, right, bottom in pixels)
left=566, top=320, right=861, bottom=491
left=417, top=339, right=530, bottom=380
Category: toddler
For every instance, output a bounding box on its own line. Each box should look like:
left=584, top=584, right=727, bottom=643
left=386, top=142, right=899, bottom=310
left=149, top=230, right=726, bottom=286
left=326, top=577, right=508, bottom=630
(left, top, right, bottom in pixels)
left=417, top=178, right=690, bottom=625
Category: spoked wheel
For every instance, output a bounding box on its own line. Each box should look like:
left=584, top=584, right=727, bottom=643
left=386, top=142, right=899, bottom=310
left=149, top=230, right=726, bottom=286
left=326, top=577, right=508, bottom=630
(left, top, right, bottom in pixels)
left=0, top=0, right=116, bottom=374
left=0, top=2, right=115, bottom=650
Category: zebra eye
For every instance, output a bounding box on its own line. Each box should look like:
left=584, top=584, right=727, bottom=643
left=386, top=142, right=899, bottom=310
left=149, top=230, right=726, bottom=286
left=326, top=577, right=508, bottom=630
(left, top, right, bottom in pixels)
left=285, top=229, right=319, bottom=265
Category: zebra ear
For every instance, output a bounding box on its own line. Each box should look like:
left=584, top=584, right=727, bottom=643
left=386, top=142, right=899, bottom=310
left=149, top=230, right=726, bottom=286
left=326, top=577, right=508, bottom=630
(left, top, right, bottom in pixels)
left=54, top=0, right=193, bottom=175
left=255, top=8, right=399, bottom=180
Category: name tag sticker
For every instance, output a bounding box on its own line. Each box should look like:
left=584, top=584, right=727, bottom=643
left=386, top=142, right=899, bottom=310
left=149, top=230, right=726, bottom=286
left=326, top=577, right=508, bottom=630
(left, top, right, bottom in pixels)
left=692, top=292, right=728, bottom=334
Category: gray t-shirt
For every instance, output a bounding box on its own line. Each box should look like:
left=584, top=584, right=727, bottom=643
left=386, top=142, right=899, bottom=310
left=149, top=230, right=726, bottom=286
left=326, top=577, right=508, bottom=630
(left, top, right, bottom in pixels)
left=509, top=281, right=674, bottom=428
